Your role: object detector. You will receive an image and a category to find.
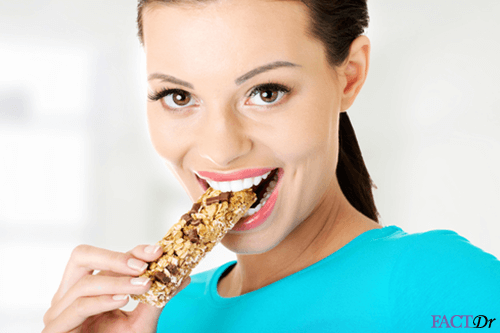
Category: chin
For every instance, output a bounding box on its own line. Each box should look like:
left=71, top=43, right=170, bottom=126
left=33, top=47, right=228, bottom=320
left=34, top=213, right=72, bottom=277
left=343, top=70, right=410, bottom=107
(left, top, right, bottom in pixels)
left=222, top=243, right=277, bottom=255
left=221, top=231, right=286, bottom=255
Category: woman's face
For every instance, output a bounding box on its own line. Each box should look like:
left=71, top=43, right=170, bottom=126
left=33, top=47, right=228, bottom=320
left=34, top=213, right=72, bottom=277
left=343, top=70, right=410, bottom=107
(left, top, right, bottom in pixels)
left=143, top=0, right=346, bottom=254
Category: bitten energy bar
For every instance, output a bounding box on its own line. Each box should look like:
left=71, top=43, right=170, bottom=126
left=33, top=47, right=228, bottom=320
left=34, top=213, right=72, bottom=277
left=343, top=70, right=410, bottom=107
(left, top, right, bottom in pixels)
left=130, top=188, right=256, bottom=307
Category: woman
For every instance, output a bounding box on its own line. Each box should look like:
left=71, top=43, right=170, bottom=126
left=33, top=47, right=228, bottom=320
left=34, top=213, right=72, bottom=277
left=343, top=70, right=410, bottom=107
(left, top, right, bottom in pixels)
left=42, top=0, right=500, bottom=332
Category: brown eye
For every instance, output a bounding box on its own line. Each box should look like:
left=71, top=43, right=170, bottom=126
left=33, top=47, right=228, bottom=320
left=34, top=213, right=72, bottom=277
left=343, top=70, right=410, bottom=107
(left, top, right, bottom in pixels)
left=155, top=89, right=196, bottom=110
left=248, top=83, right=291, bottom=107
left=259, top=90, right=279, bottom=103
left=171, top=91, right=191, bottom=106
left=148, top=88, right=197, bottom=112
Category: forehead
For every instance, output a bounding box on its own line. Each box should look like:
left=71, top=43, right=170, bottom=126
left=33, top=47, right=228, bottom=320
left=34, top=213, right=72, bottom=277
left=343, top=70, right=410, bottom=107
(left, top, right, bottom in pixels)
left=142, top=0, right=325, bottom=79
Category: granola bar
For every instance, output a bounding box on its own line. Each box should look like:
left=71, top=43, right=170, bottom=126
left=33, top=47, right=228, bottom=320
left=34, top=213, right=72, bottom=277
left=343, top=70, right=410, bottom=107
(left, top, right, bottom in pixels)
left=130, top=188, right=256, bottom=307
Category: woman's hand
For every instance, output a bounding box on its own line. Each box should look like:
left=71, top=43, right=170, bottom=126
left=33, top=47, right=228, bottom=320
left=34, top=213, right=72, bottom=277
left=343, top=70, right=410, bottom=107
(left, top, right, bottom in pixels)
left=42, top=244, right=191, bottom=333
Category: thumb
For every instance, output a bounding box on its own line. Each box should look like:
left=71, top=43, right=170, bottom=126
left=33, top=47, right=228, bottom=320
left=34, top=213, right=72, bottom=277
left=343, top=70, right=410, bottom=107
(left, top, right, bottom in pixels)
left=127, top=276, right=192, bottom=330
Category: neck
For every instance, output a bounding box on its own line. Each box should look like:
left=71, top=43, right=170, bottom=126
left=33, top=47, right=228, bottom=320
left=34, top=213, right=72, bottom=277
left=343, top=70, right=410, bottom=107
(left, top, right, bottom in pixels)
left=218, top=181, right=381, bottom=297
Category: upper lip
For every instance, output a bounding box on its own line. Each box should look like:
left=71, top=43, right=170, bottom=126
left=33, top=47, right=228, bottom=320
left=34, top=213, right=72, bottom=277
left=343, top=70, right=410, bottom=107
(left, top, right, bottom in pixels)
left=195, top=167, right=276, bottom=182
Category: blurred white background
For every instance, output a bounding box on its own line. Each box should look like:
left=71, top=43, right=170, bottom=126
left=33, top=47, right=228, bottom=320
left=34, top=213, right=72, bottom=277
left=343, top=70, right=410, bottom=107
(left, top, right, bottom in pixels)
left=1, top=0, right=499, bottom=331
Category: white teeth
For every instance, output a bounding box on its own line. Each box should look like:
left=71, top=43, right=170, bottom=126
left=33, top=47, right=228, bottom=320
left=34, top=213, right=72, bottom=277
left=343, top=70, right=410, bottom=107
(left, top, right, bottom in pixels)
left=210, top=181, right=221, bottom=191
left=219, top=181, right=231, bottom=192
left=204, top=170, right=275, bottom=193
left=243, top=177, right=253, bottom=189
left=242, top=172, right=279, bottom=218
left=229, top=179, right=245, bottom=192
left=242, top=200, right=265, bottom=218
left=252, top=175, right=263, bottom=186
left=245, top=208, right=255, bottom=216
left=245, top=206, right=259, bottom=216
left=252, top=170, right=271, bottom=186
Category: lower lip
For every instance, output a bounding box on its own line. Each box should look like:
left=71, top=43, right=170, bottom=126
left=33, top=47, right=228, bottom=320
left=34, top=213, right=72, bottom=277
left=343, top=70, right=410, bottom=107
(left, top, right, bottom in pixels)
left=231, top=168, right=284, bottom=232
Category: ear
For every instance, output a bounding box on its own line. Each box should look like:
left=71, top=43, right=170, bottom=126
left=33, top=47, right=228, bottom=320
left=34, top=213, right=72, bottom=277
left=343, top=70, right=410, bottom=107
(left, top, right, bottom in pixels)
left=339, top=35, right=371, bottom=112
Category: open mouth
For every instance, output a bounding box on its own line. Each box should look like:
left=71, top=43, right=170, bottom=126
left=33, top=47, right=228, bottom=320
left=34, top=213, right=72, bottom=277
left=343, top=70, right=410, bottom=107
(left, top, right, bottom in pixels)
left=195, top=168, right=283, bottom=231
left=248, top=168, right=279, bottom=208
left=195, top=167, right=280, bottom=209
left=195, top=168, right=279, bottom=192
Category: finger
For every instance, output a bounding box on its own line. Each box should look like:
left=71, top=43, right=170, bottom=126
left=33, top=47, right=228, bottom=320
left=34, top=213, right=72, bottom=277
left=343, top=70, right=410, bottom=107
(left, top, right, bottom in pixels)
left=47, top=274, right=152, bottom=323
left=43, top=294, right=129, bottom=333
left=53, top=245, right=150, bottom=304
left=127, top=276, right=192, bottom=329
left=93, top=269, right=123, bottom=278
left=94, top=244, right=163, bottom=278
left=126, top=244, right=164, bottom=262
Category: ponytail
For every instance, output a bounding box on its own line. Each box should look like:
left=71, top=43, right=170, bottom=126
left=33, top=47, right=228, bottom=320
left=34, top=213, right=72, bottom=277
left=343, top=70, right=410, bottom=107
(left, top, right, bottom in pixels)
left=337, top=112, right=380, bottom=222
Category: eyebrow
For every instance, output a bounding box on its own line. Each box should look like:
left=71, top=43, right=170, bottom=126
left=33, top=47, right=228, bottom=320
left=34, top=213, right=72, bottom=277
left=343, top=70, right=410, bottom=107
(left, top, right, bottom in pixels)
left=147, top=60, right=301, bottom=89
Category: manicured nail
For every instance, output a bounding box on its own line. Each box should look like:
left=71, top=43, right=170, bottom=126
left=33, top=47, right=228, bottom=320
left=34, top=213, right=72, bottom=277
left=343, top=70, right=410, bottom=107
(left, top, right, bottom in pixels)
left=131, top=277, right=150, bottom=286
left=144, top=244, right=161, bottom=254
left=112, top=294, right=129, bottom=301
left=127, top=258, right=147, bottom=271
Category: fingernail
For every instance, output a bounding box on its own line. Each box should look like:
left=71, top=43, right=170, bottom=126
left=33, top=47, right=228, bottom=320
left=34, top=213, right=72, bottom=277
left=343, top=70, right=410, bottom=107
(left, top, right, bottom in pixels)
left=113, top=294, right=129, bottom=301
left=144, top=244, right=161, bottom=254
left=128, top=258, right=148, bottom=271
left=131, top=277, right=150, bottom=286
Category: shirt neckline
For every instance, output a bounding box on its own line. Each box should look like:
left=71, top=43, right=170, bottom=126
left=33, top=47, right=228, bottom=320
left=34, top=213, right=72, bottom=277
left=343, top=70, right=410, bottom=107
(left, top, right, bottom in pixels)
left=208, top=225, right=403, bottom=306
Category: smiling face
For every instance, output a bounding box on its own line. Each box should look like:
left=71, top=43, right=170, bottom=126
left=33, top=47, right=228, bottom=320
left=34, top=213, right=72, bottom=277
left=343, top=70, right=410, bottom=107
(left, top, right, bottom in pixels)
left=143, top=0, right=347, bottom=254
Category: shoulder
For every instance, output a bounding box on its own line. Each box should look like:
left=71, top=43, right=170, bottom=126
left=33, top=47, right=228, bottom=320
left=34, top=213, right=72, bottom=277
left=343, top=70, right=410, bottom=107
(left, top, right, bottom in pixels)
left=392, top=228, right=500, bottom=272
left=388, top=228, right=500, bottom=315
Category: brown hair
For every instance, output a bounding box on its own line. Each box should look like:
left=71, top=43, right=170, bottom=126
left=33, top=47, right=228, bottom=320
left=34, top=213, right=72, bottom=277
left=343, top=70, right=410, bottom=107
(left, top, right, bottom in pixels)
left=136, top=0, right=380, bottom=222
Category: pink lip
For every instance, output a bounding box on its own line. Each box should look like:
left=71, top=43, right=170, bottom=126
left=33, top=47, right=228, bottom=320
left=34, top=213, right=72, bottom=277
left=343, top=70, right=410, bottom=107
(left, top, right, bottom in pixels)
left=196, top=167, right=275, bottom=182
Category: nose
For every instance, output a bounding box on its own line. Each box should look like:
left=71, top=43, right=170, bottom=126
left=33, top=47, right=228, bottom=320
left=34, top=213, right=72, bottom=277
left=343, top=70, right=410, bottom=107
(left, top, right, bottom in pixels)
left=197, top=106, right=252, bottom=167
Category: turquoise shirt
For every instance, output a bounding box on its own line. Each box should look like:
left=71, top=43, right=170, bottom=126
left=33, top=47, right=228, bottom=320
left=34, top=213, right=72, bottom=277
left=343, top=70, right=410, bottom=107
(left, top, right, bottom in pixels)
left=157, top=225, right=500, bottom=332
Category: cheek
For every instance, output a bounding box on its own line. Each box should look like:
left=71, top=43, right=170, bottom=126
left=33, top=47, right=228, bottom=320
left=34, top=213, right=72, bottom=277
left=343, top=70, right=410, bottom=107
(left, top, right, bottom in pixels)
left=260, top=104, right=336, bottom=161
left=147, top=108, right=190, bottom=164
